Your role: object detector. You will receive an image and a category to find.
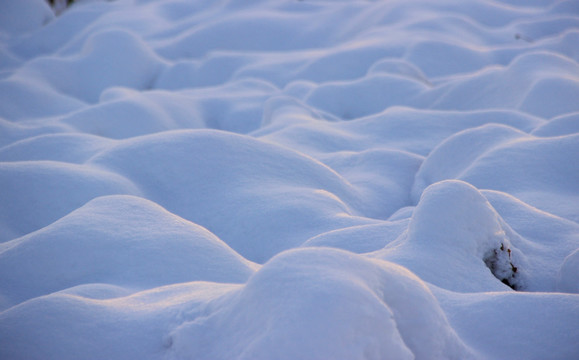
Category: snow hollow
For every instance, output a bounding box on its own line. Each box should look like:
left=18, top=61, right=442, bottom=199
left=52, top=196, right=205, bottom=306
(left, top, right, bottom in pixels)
left=1, top=0, right=578, bottom=359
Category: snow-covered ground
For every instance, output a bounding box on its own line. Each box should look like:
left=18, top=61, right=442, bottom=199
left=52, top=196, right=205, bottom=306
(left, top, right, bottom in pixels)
left=1, top=0, right=578, bottom=358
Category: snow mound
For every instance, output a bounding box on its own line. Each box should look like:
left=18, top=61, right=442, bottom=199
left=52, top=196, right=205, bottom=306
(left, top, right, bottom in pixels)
left=88, top=129, right=375, bottom=263
left=0, top=281, right=238, bottom=360
left=166, top=248, right=474, bottom=360
left=415, top=131, right=579, bottom=222
left=377, top=180, right=526, bottom=292
left=0, top=161, right=140, bottom=241
left=15, top=28, right=163, bottom=104
left=0, top=195, right=256, bottom=309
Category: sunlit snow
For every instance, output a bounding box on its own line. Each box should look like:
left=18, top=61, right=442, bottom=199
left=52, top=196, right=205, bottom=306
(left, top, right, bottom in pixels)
left=1, top=0, right=578, bottom=359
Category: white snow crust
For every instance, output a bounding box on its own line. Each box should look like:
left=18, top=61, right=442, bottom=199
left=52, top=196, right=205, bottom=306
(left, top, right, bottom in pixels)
left=1, top=0, right=578, bottom=359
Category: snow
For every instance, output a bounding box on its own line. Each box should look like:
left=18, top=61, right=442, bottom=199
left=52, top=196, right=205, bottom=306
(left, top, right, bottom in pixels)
left=0, top=0, right=54, bottom=37
left=166, top=248, right=474, bottom=360
left=1, top=0, right=578, bottom=359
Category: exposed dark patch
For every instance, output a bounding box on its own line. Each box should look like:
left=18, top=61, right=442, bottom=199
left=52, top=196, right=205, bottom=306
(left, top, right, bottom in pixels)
left=484, top=243, right=521, bottom=291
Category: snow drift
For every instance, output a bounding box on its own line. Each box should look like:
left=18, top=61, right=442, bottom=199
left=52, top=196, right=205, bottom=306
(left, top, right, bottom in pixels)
left=1, top=0, right=578, bottom=359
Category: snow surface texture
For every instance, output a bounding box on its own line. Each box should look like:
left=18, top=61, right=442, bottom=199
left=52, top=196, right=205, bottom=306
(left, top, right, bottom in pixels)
left=1, top=0, right=578, bottom=359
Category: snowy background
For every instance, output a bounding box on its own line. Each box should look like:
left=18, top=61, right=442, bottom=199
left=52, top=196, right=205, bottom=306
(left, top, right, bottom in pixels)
left=1, top=0, right=578, bottom=359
